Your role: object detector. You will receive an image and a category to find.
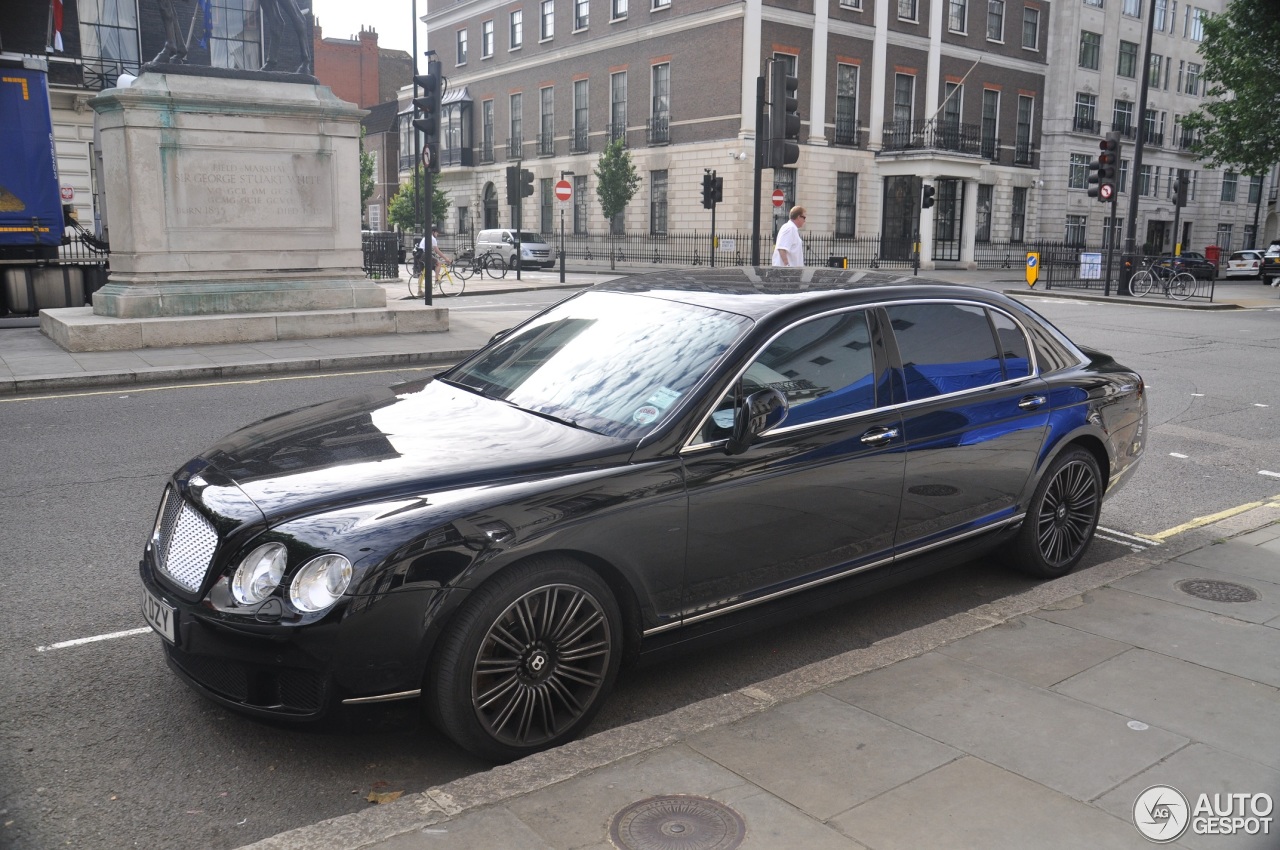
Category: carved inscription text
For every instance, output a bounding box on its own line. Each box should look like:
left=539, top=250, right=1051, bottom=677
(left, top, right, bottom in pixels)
left=166, top=149, right=332, bottom=230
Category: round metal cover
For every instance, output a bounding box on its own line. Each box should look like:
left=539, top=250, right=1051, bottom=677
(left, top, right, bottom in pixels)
left=610, top=795, right=745, bottom=850
left=1176, top=579, right=1258, bottom=603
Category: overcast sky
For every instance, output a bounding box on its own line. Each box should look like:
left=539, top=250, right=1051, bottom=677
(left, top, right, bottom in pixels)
left=310, top=0, right=426, bottom=60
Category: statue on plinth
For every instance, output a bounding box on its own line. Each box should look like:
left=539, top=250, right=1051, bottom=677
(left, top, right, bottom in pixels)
left=148, top=0, right=313, bottom=76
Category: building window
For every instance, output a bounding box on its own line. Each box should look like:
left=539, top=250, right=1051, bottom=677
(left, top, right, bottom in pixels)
left=510, top=10, right=523, bottom=49
left=976, top=184, right=993, bottom=242
left=1011, top=187, right=1027, bottom=242
left=1113, top=99, right=1134, bottom=134
left=573, top=79, right=589, bottom=152
left=835, top=64, right=859, bottom=145
left=541, top=0, right=555, bottom=39
left=981, top=89, right=999, bottom=157
left=941, top=83, right=963, bottom=143
left=610, top=72, right=627, bottom=143
left=1079, top=31, right=1100, bottom=70
left=1185, top=63, right=1201, bottom=95
left=1069, top=153, right=1091, bottom=189
left=1148, top=53, right=1163, bottom=88
left=651, top=63, right=670, bottom=142
left=1244, top=224, right=1258, bottom=250
left=650, top=170, right=668, bottom=235
left=1216, top=223, right=1233, bottom=252
left=539, top=87, right=555, bottom=155
left=949, top=0, right=968, bottom=32
left=612, top=0, right=628, bottom=19
left=1084, top=0, right=1102, bottom=7
left=1154, top=0, right=1168, bottom=30
left=1065, top=215, right=1087, bottom=247
left=894, top=73, right=915, bottom=125
left=457, top=29, right=468, bottom=64
left=1123, top=0, right=1141, bottom=15
left=540, top=178, right=554, bottom=232
left=509, top=92, right=523, bottom=157
left=987, top=0, right=1005, bottom=40
left=482, top=20, right=494, bottom=57
left=835, top=173, right=857, bottom=237
left=208, top=0, right=262, bottom=70
left=1138, top=164, right=1152, bottom=196
left=481, top=100, right=494, bottom=162
left=1015, top=95, right=1034, bottom=163
left=1248, top=175, right=1263, bottom=204
left=840, top=0, right=864, bottom=8
left=1103, top=215, right=1121, bottom=248
left=1117, top=40, right=1138, bottom=77
left=1118, top=159, right=1129, bottom=193
left=1190, top=7, right=1205, bottom=40
left=1022, top=7, right=1039, bottom=49
left=653, top=0, right=671, bottom=8
left=368, top=203, right=381, bottom=231
left=575, top=0, right=590, bottom=30
left=77, top=0, right=142, bottom=86
left=1221, top=171, right=1237, bottom=202
left=1074, top=93, right=1097, bottom=132
left=899, top=0, right=919, bottom=21
left=573, top=174, right=588, bottom=234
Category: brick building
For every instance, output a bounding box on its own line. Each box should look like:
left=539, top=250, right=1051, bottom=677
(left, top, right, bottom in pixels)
left=312, top=23, right=412, bottom=109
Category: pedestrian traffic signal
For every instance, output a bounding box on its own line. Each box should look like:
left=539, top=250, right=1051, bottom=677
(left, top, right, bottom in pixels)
left=1171, top=172, right=1189, bottom=207
left=766, top=61, right=800, bottom=168
left=520, top=168, right=534, bottom=197
left=412, top=59, right=444, bottom=174
left=505, top=165, right=519, bottom=205
left=921, top=183, right=935, bottom=209
left=1097, top=131, right=1121, bottom=202
left=701, top=171, right=715, bottom=209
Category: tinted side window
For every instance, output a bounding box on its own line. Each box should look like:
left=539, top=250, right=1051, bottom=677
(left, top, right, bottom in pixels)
left=701, top=310, right=876, bottom=440
left=990, top=310, right=1031, bottom=379
left=886, top=303, right=1002, bottom=400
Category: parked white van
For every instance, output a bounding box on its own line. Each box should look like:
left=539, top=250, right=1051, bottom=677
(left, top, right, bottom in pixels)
left=475, top=229, right=556, bottom=269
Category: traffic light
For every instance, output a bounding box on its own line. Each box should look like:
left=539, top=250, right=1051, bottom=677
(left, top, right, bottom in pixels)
left=505, top=165, right=519, bottom=205
left=1171, top=172, right=1189, bottom=207
left=413, top=59, right=443, bottom=174
left=701, top=172, right=715, bottom=209
left=520, top=168, right=534, bottom=197
left=921, top=183, right=935, bottom=209
left=713, top=175, right=723, bottom=204
left=767, top=61, right=800, bottom=168
left=1086, top=158, right=1103, bottom=199
left=1097, top=131, right=1120, bottom=202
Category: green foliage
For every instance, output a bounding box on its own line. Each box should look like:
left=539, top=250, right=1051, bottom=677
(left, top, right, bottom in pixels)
left=1181, top=0, right=1280, bottom=175
left=359, top=127, right=376, bottom=212
left=593, top=139, right=641, bottom=224
left=387, top=166, right=450, bottom=233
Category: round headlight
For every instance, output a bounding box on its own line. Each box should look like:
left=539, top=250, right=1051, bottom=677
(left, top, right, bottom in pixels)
left=231, top=542, right=288, bottom=605
left=289, top=554, right=353, bottom=613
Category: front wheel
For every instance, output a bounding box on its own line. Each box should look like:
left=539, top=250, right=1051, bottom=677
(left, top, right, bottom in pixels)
left=437, top=269, right=464, bottom=297
left=483, top=253, right=508, bottom=279
left=1002, top=447, right=1102, bottom=578
left=1167, top=272, right=1196, bottom=301
left=1130, top=270, right=1155, bottom=297
left=427, top=557, right=622, bottom=762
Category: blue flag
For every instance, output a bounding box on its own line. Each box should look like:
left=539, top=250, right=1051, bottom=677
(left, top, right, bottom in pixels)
left=197, top=0, right=212, bottom=49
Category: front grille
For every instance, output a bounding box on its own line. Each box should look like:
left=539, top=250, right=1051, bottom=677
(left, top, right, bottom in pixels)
left=154, top=486, right=218, bottom=592
left=165, top=644, right=327, bottom=713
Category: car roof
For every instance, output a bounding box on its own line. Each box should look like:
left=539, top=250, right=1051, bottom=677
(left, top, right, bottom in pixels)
left=592, top=267, right=1021, bottom=322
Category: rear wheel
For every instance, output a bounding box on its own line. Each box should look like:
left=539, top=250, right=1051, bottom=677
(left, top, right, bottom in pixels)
left=427, top=557, right=622, bottom=762
left=483, top=253, right=508, bottom=279
left=1167, top=271, right=1196, bottom=301
left=1003, top=447, right=1102, bottom=578
left=1130, top=270, right=1155, bottom=297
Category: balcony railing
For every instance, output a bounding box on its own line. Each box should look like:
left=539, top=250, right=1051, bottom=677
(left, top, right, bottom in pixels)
left=1142, top=129, right=1164, bottom=148
left=440, top=146, right=474, bottom=168
left=1073, top=115, right=1101, bottom=134
left=1176, top=130, right=1196, bottom=150
left=1014, top=141, right=1036, bottom=166
left=980, top=136, right=1001, bottom=161
left=1112, top=122, right=1137, bottom=140
left=880, top=120, right=986, bottom=155
left=479, top=140, right=495, bottom=164
left=507, top=136, right=524, bottom=160
left=832, top=116, right=862, bottom=148
left=537, top=131, right=556, bottom=156
left=646, top=115, right=670, bottom=145
left=570, top=128, right=590, bottom=153
left=605, top=123, right=627, bottom=146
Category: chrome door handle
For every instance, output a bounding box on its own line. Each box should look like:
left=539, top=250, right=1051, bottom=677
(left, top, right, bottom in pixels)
left=1018, top=395, right=1047, bottom=410
left=860, top=427, right=899, bottom=446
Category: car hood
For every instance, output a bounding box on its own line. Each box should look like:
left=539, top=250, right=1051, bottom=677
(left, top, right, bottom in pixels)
left=199, top=378, right=633, bottom=520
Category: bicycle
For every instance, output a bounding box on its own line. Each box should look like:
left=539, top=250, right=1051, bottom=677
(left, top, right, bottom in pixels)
left=408, top=249, right=464, bottom=298
left=1129, top=260, right=1197, bottom=301
left=449, top=247, right=508, bottom=280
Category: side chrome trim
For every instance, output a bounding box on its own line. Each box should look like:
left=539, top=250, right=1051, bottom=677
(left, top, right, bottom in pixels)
left=341, top=689, right=422, bottom=705
left=641, top=513, right=1025, bottom=638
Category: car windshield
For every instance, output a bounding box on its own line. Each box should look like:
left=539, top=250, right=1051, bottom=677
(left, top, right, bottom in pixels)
left=515, top=232, right=544, bottom=242
left=442, top=291, right=752, bottom=439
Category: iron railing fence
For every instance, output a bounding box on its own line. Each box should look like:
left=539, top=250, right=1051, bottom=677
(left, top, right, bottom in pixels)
left=361, top=231, right=403, bottom=278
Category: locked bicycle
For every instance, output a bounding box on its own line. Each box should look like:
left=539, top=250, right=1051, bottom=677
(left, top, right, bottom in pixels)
left=1129, top=259, right=1197, bottom=301
left=449, top=247, right=508, bottom=280
left=408, top=248, right=464, bottom=298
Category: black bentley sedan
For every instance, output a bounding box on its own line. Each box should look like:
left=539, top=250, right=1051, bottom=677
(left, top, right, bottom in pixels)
left=140, top=269, right=1146, bottom=761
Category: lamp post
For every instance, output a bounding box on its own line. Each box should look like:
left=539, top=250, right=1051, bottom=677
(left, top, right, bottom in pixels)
left=559, top=170, right=574, bottom=284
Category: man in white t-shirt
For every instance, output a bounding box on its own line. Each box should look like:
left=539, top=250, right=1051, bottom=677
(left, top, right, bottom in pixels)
left=771, top=206, right=806, bottom=267
left=416, top=227, right=449, bottom=284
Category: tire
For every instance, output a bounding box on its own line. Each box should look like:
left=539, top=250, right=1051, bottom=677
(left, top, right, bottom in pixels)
left=1167, top=272, right=1196, bottom=301
left=1003, top=447, right=1102, bottom=579
left=407, top=270, right=425, bottom=298
left=427, top=557, right=622, bottom=762
left=483, top=253, right=508, bottom=279
left=1130, top=270, right=1155, bottom=297
left=437, top=269, right=464, bottom=297
left=450, top=258, right=474, bottom=281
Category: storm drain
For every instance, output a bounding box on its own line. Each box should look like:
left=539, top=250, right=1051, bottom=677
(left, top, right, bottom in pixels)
left=609, top=795, right=746, bottom=850
left=1176, top=579, right=1259, bottom=604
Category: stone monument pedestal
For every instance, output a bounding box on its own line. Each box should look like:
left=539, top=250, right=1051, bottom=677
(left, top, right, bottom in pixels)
left=41, top=69, right=446, bottom=351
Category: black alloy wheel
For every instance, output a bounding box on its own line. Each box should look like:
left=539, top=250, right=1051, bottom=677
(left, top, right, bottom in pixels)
left=428, top=557, right=621, bottom=762
left=1005, top=447, right=1102, bottom=578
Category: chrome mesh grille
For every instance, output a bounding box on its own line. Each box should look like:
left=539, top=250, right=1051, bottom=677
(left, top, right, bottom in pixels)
left=155, top=487, right=219, bottom=593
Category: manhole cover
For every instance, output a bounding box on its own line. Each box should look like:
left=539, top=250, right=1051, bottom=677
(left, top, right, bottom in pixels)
left=610, top=795, right=745, bottom=850
left=1176, top=579, right=1258, bottom=603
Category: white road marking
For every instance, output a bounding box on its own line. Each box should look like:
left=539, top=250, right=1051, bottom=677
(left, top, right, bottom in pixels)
left=1095, top=534, right=1146, bottom=551
left=1169, top=452, right=1189, bottom=458
left=1097, top=526, right=1160, bottom=545
left=1260, top=470, right=1280, bottom=479
left=1256, top=404, right=1270, bottom=408
left=37, top=626, right=151, bottom=652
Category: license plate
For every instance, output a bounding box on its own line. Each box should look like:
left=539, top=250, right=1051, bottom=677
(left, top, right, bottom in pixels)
left=142, top=588, right=177, bottom=644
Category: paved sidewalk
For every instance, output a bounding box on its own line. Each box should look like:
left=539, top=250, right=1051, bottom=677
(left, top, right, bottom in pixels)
left=240, top=508, right=1280, bottom=850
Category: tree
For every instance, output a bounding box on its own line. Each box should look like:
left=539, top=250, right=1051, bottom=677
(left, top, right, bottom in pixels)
left=387, top=166, right=450, bottom=236
left=593, top=139, right=640, bottom=269
left=359, top=127, right=376, bottom=225
left=1180, top=0, right=1280, bottom=176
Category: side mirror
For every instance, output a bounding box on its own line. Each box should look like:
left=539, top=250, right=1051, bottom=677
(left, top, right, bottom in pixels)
left=725, top=388, right=788, bottom=456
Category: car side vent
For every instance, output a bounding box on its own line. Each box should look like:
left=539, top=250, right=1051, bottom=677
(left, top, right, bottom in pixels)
left=154, top=487, right=219, bottom=593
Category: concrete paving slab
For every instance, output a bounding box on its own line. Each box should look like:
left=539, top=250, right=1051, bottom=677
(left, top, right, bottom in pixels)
left=1095, top=744, right=1280, bottom=850
left=935, top=614, right=1130, bottom=688
left=1176, top=541, right=1280, bottom=585
left=830, top=756, right=1157, bottom=850
left=826, top=652, right=1187, bottom=801
left=1035, top=587, right=1280, bottom=688
left=371, top=807, right=557, bottom=850
left=1109, top=561, right=1280, bottom=624
left=687, top=692, right=960, bottom=820
left=1052, top=648, right=1280, bottom=770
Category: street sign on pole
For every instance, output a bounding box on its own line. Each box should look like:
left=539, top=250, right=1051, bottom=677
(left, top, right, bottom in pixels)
left=771, top=189, right=784, bottom=208
left=1099, top=183, right=1113, bottom=202
left=554, top=179, right=573, bottom=203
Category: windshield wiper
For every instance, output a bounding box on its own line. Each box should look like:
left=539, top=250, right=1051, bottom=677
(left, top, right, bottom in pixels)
left=434, top=376, right=492, bottom=397
left=502, top=401, right=589, bottom=431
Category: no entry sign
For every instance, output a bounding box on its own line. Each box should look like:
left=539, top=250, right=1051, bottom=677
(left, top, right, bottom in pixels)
left=555, top=179, right=573, bottom=202
left=772, top=189, right=785, bottom=208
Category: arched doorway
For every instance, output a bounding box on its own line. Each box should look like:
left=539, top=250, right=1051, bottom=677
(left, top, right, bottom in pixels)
left=483, top=183, right=499, bottom=228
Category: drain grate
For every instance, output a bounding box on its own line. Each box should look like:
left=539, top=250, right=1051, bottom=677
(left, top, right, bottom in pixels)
left=610, top=795, right=746, bottom=850
left=1176, top=578, right=1259, bottom=604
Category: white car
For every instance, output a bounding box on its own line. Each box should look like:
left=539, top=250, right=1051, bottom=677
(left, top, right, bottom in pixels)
left=1224, top=250, right=1264, bottom=279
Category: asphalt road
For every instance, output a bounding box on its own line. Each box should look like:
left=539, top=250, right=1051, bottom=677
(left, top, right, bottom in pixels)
left=0, top=293, right=1276, bottom=849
